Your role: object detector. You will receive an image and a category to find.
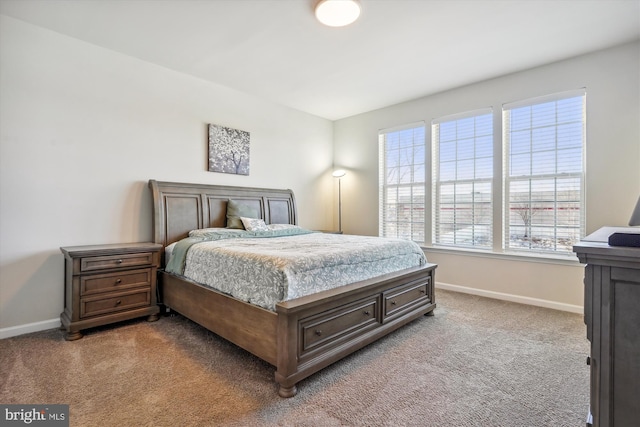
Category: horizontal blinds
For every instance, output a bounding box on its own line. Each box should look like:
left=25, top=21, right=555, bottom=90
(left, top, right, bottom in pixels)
left=379, top=123, right=426, bottom=243
left=503, top=89, right=586, bottom=254
left=503, top=89, right=586, bottom=110
left=432, top=108, right=493, bottom=248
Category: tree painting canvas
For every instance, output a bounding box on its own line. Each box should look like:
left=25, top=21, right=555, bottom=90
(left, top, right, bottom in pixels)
left=208, top=124, right=250, bottom=175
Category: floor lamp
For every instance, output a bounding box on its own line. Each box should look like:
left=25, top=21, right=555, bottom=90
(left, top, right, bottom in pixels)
left=332, top=169, right=346, bottom=233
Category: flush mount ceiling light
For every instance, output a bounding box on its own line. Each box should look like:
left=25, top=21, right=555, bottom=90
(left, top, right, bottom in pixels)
left=315, top=0, right=361, bottom=27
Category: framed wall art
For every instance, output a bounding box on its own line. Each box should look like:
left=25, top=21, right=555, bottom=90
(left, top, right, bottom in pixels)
left=208, top=123, right=250, bottom=175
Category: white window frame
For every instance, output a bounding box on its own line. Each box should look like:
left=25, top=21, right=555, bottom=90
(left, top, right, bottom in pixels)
left=378, top=122, right=426, bottom=244
left=502, top=89, right=586, bottom=255
left=432, top=109, right=494, bottom=249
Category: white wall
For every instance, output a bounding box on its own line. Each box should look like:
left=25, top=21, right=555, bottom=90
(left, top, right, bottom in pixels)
left=333, top=41, right=640, bottom=311
left=0, top=16, right=334, bottom=334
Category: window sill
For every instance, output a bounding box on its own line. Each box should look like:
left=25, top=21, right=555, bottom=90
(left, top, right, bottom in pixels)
left=420, top=244, right=582, bottom=267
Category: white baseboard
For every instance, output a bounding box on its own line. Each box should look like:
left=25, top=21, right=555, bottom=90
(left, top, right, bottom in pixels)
left=0, top=318, right=61, bottom=339
left=435, top=282, right=584, bottom=314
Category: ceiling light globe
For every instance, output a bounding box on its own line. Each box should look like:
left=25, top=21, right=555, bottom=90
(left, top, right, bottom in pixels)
left=315, top=0, right=361, bottom=27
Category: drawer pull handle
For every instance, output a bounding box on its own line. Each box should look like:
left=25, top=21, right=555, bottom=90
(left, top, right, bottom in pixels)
left=115, top=300, right=122, bottom=306
left=420, top=289, right=426, bottom=294
left=364, top=310, right=370, bottom=316
left=116, top=259, right=123, bottom=264
left=115, top=279, right=122, bottom=284
left=315, top=330, right=322, bottom=336
left=391, top=301, right=397, bottom=305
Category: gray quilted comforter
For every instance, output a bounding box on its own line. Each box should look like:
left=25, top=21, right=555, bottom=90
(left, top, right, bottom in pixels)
left=166, top=228, right=427, bottom=311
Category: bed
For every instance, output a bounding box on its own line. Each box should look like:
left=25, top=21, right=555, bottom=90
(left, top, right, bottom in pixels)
left=149, top=179, right=437, bottom=397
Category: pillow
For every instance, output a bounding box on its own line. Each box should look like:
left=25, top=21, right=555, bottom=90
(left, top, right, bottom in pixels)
left=267, top=223, right=299, bottom=231
left=241, top=217, right=269, bottom=232
left=226, top=199, right=259, bottom=229
left=189, top=227, right=245, bottom=238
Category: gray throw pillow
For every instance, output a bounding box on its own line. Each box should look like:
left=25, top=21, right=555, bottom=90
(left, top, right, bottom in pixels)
left=226, top=199, right=259, bottom=229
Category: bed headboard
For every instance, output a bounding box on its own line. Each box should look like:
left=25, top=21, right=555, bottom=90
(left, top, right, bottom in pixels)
left=149, top=180, right=297, bottom=249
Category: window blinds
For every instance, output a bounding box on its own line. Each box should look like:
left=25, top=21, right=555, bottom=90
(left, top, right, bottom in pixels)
left=378, top=123, right=426, bottom=243
left=432, top=109, right=493, bottom=249
left=502, top=89, right=586, bottom=253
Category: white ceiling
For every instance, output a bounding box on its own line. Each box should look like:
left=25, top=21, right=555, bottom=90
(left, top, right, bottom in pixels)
left=1, top=0, right=639, bottom=121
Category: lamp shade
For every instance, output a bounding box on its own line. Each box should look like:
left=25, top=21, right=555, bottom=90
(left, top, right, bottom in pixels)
left=315, top=0, right=361, bottom=27
left=332, top=169, right=346, bottom=178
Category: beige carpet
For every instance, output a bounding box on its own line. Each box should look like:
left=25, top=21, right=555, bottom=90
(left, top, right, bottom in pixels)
left=0, top=290, right=589, bottom=426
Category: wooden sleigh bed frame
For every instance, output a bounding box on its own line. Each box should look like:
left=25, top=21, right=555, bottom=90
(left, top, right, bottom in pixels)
left=149, top=179, right=437, bottom=397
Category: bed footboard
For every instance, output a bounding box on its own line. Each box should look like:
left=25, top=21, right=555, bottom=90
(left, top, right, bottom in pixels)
left=274, top=263, right=436, bottom=397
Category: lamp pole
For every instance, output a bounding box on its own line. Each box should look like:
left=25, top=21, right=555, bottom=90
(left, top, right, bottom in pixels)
left=337, top=177, right=342, bottom=233
left=332, top=169, right=346, bottom=233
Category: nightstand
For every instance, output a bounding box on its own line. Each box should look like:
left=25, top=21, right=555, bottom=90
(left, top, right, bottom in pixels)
left=60, top=242, right=162, bottom=340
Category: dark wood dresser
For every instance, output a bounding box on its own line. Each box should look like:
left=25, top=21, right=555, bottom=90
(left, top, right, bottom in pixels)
left=60, top=243, right=162, bottom=340
left=574, top=229, right=640, bottom=427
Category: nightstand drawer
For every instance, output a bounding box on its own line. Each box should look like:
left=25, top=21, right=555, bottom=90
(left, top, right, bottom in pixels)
left=81, top=289, right=151, bottom=318
left=80, top=252, right=154, bottom=272
left=80, top=269, right=152, bottom=296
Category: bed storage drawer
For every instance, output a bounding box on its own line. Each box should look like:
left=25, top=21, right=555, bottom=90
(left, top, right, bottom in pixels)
left=80, top=288, right=152, bottom=318
left=299, top=296, right=380, bottom=357
left=383, top=277, right=431, bottom=321
left=80, top=269, right=152, bottom=296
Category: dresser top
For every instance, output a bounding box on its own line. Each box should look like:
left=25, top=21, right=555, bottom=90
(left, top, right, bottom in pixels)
left=574, top=227, right=640, bottom=266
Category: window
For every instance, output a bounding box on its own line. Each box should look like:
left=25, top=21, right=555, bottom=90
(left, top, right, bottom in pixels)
left=503, top=90, right=585, bottom=254
left=432, top=110, right=493, bottom=249
left=379, top=123, right=426, bottom=243
left=377, top=89, right=586, bottom=258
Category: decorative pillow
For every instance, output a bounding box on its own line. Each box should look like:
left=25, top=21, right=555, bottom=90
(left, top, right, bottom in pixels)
left=241, top=217, right=269, bottom=232
left=226, top=199, right=259, bottom=229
